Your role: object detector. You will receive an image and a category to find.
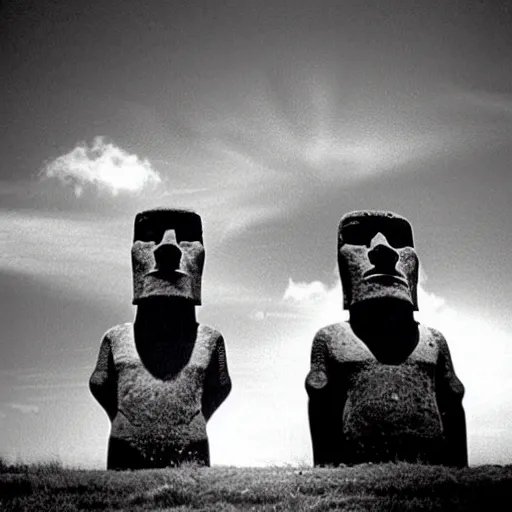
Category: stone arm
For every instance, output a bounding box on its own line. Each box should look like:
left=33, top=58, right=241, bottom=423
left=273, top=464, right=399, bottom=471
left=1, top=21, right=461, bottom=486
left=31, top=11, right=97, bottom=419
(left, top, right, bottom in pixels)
left=305, top=331, right=343, bottom=466
left=434, top=330, right=468, bottom=467
left=89, top=333, right=118, bottom=421
left=201, top=335, right=232, bottom=421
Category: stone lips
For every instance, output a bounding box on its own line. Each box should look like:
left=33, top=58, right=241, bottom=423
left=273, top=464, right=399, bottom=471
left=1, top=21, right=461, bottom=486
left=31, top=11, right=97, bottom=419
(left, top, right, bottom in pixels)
left=337, top=210, right=419, bottom=310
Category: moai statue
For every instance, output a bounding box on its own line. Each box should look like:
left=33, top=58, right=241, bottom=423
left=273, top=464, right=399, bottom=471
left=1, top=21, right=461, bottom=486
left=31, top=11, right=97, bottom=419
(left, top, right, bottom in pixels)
left=90, top=208, right=231, bottom=469
left=305, top=210, right=467, bottom=467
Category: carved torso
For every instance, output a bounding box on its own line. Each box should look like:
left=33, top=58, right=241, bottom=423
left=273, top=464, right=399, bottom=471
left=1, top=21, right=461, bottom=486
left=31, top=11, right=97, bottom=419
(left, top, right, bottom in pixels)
left=307, top=210, right=467, bottom=467
left=307, top=321, right=455, bottom=464
left=102, top=322, right=223, bottom=463
left=326, top=322, right=442, bottom=437
left=90, top=209, right=232, bottom=469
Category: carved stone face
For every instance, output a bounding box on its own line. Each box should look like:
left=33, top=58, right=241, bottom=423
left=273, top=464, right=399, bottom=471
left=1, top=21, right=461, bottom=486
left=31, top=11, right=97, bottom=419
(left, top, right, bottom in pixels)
left=131, top=209, right=205, bottom=305
left=338, top=211, right=419, bottom=310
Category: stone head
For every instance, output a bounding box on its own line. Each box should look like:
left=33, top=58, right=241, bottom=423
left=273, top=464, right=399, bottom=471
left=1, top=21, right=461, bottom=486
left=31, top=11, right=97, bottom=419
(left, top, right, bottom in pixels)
left=131, top=208, right=205, bottom=305
left=338, top=210, right=419, bottom=310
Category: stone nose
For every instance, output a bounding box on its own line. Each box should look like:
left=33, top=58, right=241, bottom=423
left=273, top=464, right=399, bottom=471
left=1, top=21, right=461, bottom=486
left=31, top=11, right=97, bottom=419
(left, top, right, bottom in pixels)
left=153, top=229, right=182, bottom=272
left=368, top=232, right=399, bottom=269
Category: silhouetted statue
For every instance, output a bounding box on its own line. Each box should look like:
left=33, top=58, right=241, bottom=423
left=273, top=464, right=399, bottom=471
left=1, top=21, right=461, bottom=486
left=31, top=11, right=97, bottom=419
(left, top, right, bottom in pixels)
left=90, top=209, right=231, bottom=469
left=306, top=210, right=467, bottom=467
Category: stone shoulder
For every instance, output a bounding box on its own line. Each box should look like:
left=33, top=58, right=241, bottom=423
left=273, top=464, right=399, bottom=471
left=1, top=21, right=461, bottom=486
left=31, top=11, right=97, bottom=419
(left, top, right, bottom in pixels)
left=197, top=324, right=224, bottom=352
left=314, top=322, right=353, bottom=342
left=197, top=323, right=222, bottom=340
left=103, top=323, right=133, bottom=342
left=102, top=323, right=222, bottom=341
left=418, top=323, right=448, bottom=347
left=421, top=324, right=446, bottom=340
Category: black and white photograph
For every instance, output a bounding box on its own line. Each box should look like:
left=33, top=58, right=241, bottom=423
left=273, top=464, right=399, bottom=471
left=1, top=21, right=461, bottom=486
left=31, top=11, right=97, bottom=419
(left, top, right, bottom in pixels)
left=1, top=1, right=512, bottom=509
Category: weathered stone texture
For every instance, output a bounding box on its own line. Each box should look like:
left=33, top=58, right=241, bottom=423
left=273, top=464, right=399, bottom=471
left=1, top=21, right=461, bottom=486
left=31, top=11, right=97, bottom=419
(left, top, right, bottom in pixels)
left=306, top=210, right=467, bottom=467
left=131, top=209, right=204, bottom=305
left=91, top=322, right=230, bottom=468
left=90, top=209, right=231, bottom=469
left=338, top=210, right=419, bottom=309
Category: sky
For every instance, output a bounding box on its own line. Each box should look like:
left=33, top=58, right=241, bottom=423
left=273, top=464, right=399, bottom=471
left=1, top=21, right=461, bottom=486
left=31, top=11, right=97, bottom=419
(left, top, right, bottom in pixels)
left=1, top=0, right=512, bottom=468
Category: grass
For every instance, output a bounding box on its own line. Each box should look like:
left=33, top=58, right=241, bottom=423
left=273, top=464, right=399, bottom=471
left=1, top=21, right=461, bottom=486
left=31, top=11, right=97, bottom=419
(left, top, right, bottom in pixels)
left=1, top=458, right=512, bottom=511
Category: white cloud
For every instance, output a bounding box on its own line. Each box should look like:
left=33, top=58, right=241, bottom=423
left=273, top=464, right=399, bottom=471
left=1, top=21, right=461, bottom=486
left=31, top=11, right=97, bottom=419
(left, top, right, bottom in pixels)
left=8, top=403, right=39, bottom=414
left=41, top=136, right=161, bottom=196
left=283, top=278, right=330, bottom=303
left=282, top=277, right=346, bottom=325
left=250, top=310, right=266, bottom=321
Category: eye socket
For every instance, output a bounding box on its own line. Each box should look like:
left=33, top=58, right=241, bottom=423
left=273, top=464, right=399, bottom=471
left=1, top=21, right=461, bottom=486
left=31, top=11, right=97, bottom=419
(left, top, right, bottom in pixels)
left=137, top=229, right=160, bottom=243
left=384, top=230, right=413, bottom=249
left=134, top=220, right=165, bottom=243
left=177, top=227, right=195, bottom=243
left=341, top=223, right=376, bottom=246
left=342, top=220, right=413, bottom=248
left=380, top=220, right=413, bottom=248
left=134, top=211, right=203, bottom=244
left=135, top=224, right=198, bottom=244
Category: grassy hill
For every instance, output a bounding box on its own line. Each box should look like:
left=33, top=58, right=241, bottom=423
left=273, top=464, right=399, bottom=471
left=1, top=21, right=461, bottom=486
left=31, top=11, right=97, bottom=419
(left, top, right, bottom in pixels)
left=1, top=459, right=512, bottom=511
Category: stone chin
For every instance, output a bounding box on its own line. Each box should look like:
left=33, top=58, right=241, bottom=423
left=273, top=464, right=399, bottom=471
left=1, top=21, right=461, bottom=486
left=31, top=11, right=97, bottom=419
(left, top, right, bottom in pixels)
left=132, top=274, right=202, bottom=305
left=347, top=275, right=416, bottom=308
